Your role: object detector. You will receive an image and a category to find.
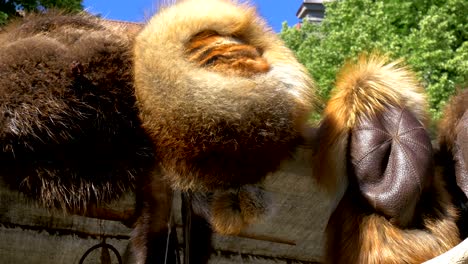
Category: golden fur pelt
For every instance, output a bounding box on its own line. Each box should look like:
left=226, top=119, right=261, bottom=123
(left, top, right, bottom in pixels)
left=133, top=0, right=316, bottom=236
left=134, top=0, right=315, bottom=191
left=313, top=55, right=460, bottom=263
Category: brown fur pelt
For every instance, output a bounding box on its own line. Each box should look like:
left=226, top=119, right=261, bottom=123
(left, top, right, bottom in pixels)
left=438, top=89, right=468, bottom=154
left=437, top=89, right=468, bottom=237
left=313, top=54, right=460, bottom=263
left=0, top=11, right=153, bottom=211
left=134, top=0, right=316, bottom=192
left=0, top=12, right=181, bottom=264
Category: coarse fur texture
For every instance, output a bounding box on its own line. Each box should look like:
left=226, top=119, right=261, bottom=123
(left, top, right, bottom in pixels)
left=438, top=89, right=468, bottom=163
left=0, top=12, right=180, bottom=264
left=134, top=0, right=316, bottom=192
left=437, top=89, right=468, bottom=237
left=0, top=12, right=153, bottom=211
left=313, top=54, right=460, bottom=263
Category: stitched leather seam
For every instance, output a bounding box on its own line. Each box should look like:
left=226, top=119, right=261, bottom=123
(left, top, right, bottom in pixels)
left=353, top=127, right=390, bottom=135
left=399, top=135, right=432, bottom=153
left=395, top=140, right=423, bottom=193
left=397, top=126, right=426, bottom=137
left=352, top=138, right=392, bottom=166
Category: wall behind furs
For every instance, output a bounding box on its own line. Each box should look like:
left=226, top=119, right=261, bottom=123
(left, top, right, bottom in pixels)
left=0, top=147, right=329, bottom=264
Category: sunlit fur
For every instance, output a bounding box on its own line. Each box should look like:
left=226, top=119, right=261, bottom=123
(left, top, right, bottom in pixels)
left=186, top=30, right=271, bottom=77
left=134, top=0, right=316, bottom=194
left=314, top=54, right=460, bottom=263
left=313, top=54, right=428, bottom=195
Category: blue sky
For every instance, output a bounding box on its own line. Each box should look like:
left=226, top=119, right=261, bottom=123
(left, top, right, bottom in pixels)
left=83, top=0, right=303, bottom=32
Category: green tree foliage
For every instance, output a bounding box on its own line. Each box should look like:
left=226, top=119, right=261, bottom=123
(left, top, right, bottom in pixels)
left=0, top=0, right=83, bottom=25
left=281, top=0, right=467, bottom=119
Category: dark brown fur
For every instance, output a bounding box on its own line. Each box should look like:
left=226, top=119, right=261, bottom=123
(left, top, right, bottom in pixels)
left=131, top=165, right=178, bottom=263
left=0, top=11, right=153, bottom=210
left=1, top=4, right=302, bottom=262
left=438, top=89, right=468, bottom=153
left=0, top=12, right=181, bottom=264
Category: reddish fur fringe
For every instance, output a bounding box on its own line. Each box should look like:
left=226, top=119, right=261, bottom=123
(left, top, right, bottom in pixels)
left=314, top=54, right=460, bottom=263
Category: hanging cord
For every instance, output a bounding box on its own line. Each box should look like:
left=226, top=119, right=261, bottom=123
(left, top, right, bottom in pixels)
left=164, top=192, right=175, bottom=264
left=172, top=223, right=181, bottom=264
left=182, top=191, right=193, bottom=264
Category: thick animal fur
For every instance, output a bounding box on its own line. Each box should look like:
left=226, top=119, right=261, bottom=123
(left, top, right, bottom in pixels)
left=133, top=0, right=316, bottom=241
left=0, top=12, right=180, bottom=264
left=437, top=89, right=468, bottom=237
left=134, top=0, right=316, bottom=192
left=314, top=54, right=460, bottom=263
left=0, top=12, right=153, bottom=211
left=438, top=89, right=468, bottom=153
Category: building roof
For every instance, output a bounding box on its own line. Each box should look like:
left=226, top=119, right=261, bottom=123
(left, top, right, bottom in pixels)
left=296, top=0, right=333, bottom=22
